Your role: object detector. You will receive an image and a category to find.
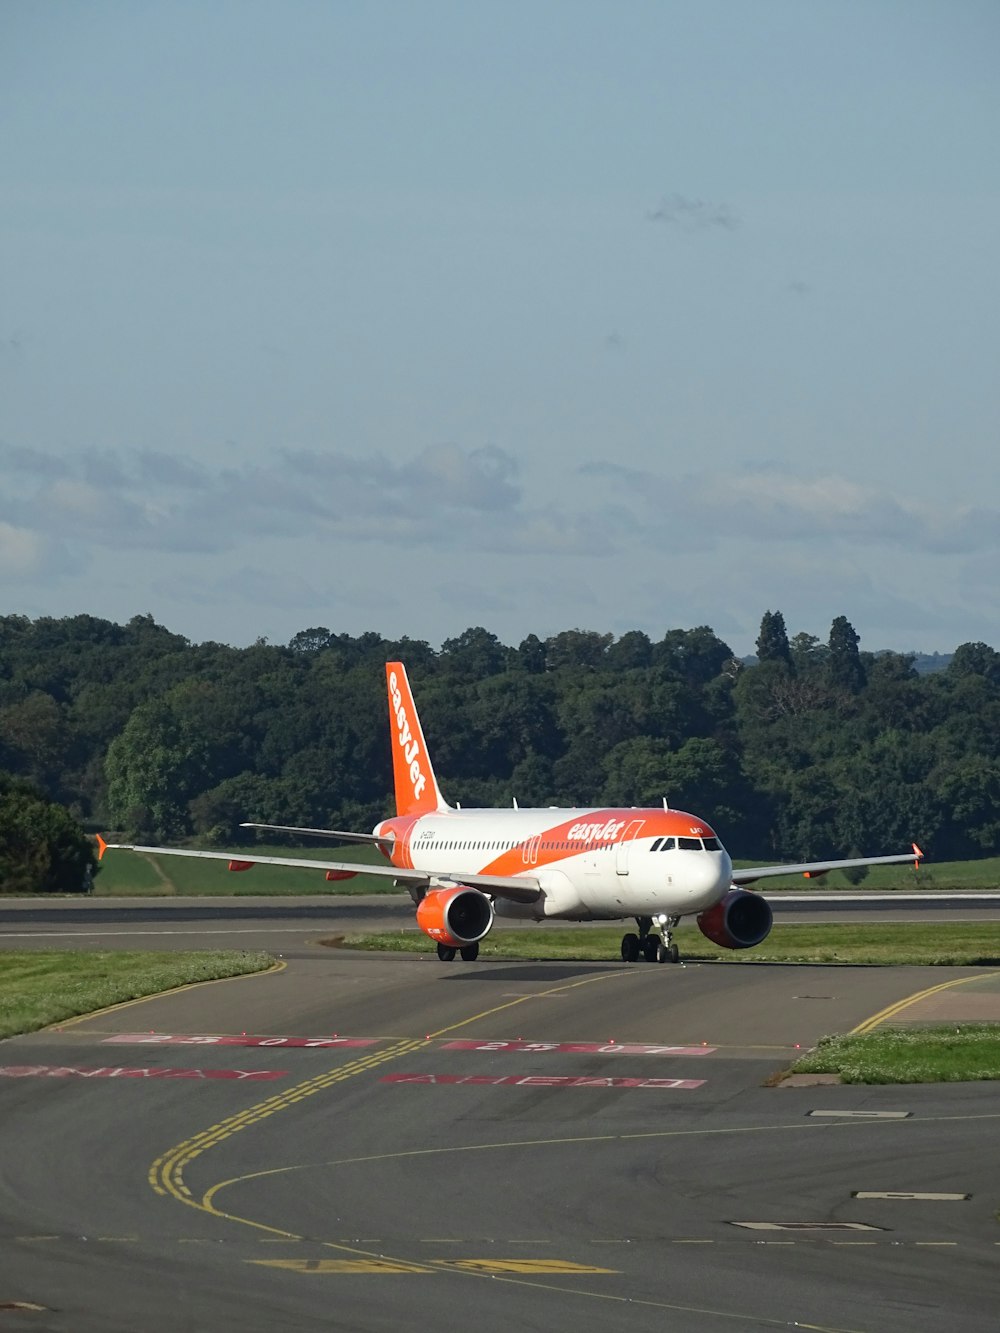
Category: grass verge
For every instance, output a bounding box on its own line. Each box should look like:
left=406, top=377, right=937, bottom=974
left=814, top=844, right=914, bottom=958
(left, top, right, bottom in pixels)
left=790, top=1024, right=1000, bottom=1083
left=0, top=950, right=274, bottom=1039
left=91, top=843, right=389, bottom=896
left=331, top=922, right=1000, bottom=966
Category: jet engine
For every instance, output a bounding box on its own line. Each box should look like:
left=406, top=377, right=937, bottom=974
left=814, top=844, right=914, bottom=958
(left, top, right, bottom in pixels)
left=697, top=888, right=772, bottom=950
left=415, top=886, right=495, bottom=948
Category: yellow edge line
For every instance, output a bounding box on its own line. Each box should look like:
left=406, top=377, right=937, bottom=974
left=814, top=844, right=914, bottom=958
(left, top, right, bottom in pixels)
left=49, top=959, right=286, bottom=1031
left=149, top=969, right=632, bottom=1255
left=849, top=973, right=994, bottom=1035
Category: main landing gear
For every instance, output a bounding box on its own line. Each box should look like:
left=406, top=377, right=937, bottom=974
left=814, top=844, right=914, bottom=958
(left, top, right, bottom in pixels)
left=620, top=915, right=680, bottom=965
left=436, top=942, right=480, bottom=962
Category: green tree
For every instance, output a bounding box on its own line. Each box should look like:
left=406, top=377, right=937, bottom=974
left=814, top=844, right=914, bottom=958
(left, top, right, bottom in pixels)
left=105, top=692, right=214, bottom=840
left=0, top=691, right=71, bottom=794
left=544, top=629, right=613, bottom=672
left=439, top=627, right=508, bottom=679
left=0, top=773, right=97, bottom=894
left=937, top=756, right=1000, bottom=855
left=828, top=616, right=866, bottom=693
left=657, top=627, right=734, bottom=684
left=288, top=626, right=332, bottom=653
left=515, top=634, right=546, bottom=673
left=755, top=611, right=792, bottom=669
left=606, top=630, right=653, bottom=671
left=790, top=632, right=828, bottom=673
left=948, top=642, right=1000, bottom=686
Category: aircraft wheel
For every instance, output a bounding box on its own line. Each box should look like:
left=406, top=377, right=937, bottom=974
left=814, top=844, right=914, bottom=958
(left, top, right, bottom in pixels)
left=436, top=943, right=457, bottom=961
left=642, top=935, right=660, bottom=963
left=460, top=942, right=480, bottom=962
left=621, top=932, right=640, bottom=963
left=657, top=940, right=680, bottom=964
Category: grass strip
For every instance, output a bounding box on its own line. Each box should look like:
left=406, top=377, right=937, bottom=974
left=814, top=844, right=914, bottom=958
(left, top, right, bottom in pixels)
left=90, top=842, right=390, bottom=897
left=791, top=1024, right=1000, bottom=1083
left=332, top=922, right=1000, bottom=966
left=0, top=950, right=273, bottom=1039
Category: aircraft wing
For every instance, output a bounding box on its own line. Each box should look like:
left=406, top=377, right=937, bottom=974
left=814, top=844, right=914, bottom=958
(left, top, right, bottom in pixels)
left=97, top=838, right=542, bottom=905
left=239, top=821, right=391, bottom=847
left=732, top=845, right=923, bottom=886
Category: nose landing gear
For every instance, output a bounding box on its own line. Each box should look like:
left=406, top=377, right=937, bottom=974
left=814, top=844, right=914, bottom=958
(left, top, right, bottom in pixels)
left=620, top=915, right=680, bottom=964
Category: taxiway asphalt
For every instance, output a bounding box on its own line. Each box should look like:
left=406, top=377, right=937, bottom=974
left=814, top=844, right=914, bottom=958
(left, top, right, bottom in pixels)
left=1, top=930, right=999, bottom=1332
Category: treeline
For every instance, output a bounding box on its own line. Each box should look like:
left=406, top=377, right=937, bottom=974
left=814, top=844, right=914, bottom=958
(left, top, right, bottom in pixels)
left=1, top=612, right=999, bottom=869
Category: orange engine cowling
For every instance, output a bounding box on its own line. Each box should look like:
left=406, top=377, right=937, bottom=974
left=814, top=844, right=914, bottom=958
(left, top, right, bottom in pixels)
left=415, top=886, right=495, bottom=948
left=697, top=888, right=772, bottom=950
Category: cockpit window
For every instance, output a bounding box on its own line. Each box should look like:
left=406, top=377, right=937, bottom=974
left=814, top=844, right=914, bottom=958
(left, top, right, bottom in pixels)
left=703, top=836, right=721, bottom=851
left=678, top=837, right=702, bottom=851
left=659, top=837, right=676, bottom=851
left=650, top=838, right=663, bottom=852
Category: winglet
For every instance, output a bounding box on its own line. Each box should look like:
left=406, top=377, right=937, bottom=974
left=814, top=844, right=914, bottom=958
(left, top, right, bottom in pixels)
left=95, top=834, right=108, bottom=861
left=912, top=842, right=924, bottom=864
left=385, top=662, right=449, bottom=816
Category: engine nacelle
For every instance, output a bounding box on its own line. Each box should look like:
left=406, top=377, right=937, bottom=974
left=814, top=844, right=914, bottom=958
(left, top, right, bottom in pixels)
left=415, top=886, right=495, bottom=948
left=697, top=888, right=772, bottom=950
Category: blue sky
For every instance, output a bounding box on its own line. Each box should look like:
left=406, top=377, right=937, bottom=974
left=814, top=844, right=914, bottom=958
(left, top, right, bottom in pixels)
left=2, top=1, right=998, bottom=656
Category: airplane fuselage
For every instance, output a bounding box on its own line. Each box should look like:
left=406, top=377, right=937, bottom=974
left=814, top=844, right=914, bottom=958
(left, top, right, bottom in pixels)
left=375, top=805, right=733, bottom=921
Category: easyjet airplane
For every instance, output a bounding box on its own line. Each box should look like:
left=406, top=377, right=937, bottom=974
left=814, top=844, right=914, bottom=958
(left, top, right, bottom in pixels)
left=99, top=662, right=923, bottom=963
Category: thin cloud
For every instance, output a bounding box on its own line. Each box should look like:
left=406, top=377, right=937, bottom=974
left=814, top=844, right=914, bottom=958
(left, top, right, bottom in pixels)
left=0, top=519, right=73, bottom=581
left=0, top=439, right=611, bottom=562
left=647, top=194, right=740, bottom=232
left=0, top=441, right=65, bottom=477
left=578, top=460, right=1000, bottom=559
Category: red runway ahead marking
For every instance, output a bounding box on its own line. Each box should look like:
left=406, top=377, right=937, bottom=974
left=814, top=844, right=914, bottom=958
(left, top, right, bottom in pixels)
left=440, top=1040, right=716, bottom=1056
left=0, top=1065, right=287, bottom=1081
left=103, top=1034, right=377, bottom=1049
left=382, top=1074, right=705, bottom=1090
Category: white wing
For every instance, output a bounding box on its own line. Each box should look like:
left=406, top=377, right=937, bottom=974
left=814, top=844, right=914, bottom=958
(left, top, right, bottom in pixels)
left=733, top=846, right=923, bottom=885
left=98, top=839, right=542, bottom=904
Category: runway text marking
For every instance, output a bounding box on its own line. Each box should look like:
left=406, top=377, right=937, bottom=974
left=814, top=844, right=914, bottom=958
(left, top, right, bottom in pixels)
left=382, top=1073, right=704, bottom=1089
left=103, top=1033, right=377, bottom=1049
left=440, top=1040, right=715, bottom=1055
left=0, top=1065, right=286, bottom=1081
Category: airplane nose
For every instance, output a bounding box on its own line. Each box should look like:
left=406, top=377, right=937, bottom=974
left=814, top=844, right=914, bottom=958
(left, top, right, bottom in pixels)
left=717, top=850, right=733, bottom=890
left=687, top=851, right=732, bottom=908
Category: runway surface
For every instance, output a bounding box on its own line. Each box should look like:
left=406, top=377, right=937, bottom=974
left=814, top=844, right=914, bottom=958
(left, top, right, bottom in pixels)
left=2, top=905, right=999, bottom=1332
left=2, top=890, right=1000, bottom=953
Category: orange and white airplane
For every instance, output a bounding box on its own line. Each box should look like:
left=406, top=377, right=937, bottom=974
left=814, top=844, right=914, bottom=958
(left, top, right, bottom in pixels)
left=99, top=662, right=923, bottom=964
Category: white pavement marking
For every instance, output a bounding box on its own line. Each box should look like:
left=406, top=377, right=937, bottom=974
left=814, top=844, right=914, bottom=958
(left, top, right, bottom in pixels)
left=808, top=1109, right=911, bottom=1119
left=730, top=1222, right=885, bottom=1232
left=852, top=1191, right=971, bottom=1201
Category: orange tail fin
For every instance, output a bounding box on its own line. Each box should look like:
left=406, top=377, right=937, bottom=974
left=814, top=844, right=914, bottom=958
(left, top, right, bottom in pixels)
left=385, top=662, right=449, bottom=816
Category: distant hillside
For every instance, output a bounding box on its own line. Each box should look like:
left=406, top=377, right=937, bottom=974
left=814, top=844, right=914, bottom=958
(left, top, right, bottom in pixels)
left=905, top=652, right=952, bottom=675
